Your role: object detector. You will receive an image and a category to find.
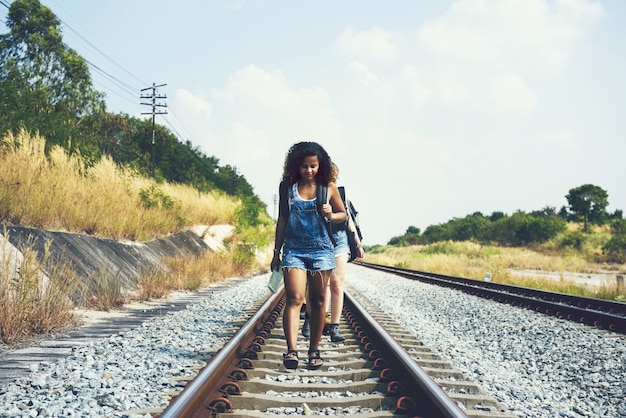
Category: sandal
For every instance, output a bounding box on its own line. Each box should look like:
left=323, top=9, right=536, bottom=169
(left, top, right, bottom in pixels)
left=307, top=349, right=324, bottom=370
left=283, top=350, right=298, bottom=369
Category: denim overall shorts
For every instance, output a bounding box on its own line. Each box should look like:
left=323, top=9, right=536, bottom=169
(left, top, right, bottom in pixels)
left=282, top=183, right=336, bottom=272
left=332, top=228, right=349, bottom=258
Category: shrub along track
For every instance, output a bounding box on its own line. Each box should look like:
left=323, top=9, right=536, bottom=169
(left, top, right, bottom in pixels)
left=150, top=286, right=516, bottom=418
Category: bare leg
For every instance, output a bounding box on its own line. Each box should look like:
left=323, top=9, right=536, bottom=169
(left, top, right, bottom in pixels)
left=307, top=270, right=330, bottom=351
left=324, top=283, right=331, bottom=315
left=330, top=254, right=348, bottom=324
left=283, top=268, right=307, bottom=352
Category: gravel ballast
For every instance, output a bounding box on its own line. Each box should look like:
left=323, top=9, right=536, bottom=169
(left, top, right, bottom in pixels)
left=346, top=266, right=626, bottom=418
left=0, top=265, right=624, bottom=417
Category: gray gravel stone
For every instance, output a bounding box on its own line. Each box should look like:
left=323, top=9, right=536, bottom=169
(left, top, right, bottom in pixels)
left=345, top=265, right=626, bottom=418
left=0, top=266, right=624, bottom=417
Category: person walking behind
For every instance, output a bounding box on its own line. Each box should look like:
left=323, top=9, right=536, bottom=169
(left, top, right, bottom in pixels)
left=271, top=142, right=346, bottom=370
left=325, top=164, right=364, bottom=342
left=302, top=163, right=365, bottom=342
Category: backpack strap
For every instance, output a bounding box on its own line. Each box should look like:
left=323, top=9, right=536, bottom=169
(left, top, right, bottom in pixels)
left=278, top=180, right=290, bottom=220
left=348, top=199, right=363, bottom=241
left=316, top=183, right=337, bottom=246
left=338, top=186, right=363, bottom=241
left=338, top=186, right=348, bottom=222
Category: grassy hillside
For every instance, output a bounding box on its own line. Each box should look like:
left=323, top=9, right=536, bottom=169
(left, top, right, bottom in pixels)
left=0, top=130, right=245, bottom=240
left=0, top=130, right=273, bottom=344
left=363, top=232, right=625, bottom=302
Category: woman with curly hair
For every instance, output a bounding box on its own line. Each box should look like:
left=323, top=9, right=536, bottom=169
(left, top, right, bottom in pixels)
left=271, top=141, right=346, bottom=370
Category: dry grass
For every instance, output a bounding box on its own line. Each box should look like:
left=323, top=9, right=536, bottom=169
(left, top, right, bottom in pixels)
left=136, top=248, right=254, bottom=301
left=0, top=130, right=240, bottom=240
left=0, top=233, right=81, bottom=344
left=81, top=269, right=126, bottom=311
left=364, top=241, right=625, bottom=301
left=0, top=131, right=268, bottom=344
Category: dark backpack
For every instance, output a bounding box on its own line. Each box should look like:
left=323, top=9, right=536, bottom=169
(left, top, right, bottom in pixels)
left=338, top=186, right=362, bottom=241
left=337, top=186, right=363, bottom=262
left=279, top=180, right=336, bottom=245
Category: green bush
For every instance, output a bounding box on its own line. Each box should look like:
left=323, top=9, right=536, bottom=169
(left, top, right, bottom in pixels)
left=603, top=234, right=626, bottom=263
left=557, top=231, right=587, bottom=251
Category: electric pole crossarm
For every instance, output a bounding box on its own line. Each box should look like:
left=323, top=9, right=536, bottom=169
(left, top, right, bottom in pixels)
left=140, top=82, right=168, bottom=179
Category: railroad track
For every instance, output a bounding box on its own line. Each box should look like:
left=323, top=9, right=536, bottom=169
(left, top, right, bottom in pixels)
left=357, top=262, right=626, bottom=334
left=155, top=285, right=517, bottom=417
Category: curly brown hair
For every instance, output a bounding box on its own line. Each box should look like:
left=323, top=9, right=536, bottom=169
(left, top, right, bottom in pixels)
left=329, top=161, right=339, bottom=183
left=281, top=142, right=333, bottom=185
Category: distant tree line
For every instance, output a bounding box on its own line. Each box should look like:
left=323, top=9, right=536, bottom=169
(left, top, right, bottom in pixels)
left=0, top=0, right=267, bottom=227
left=388, top=184, right=626, bottom=262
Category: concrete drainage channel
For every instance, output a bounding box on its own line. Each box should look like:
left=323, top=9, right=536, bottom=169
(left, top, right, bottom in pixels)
left=0, top=223, right=240, bottom=386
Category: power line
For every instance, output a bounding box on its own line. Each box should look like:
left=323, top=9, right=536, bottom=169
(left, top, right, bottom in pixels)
left=83, top=56, right=139, bottom=98
left=46, top=4, right=200, bottom=146
left=46, top=0, right=146, bottom=88
left=3, top=0, right=200, bottom=155
left=166, top=107, right=196, bottom=143
left=59, top=19, right=147, bottom=88
left=161, top=116, right=186, bottom=143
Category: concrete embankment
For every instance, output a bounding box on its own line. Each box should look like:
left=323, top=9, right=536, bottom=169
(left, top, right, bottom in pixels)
left=0, top=224, right=232, bottom=289
left=0, top=223, right=246, bottom=386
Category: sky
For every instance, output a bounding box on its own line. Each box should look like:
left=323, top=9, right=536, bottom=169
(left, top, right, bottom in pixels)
left=2, top=0, right=625, bottom=245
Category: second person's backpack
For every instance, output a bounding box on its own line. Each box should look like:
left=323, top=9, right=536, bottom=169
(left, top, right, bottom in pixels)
left=338, top=186, right=363, bottom=262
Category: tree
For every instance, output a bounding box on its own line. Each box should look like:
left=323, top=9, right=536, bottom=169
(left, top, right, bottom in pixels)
left=565, top=184, right=609, bottom=231
left=387, top=226, right=421, bottom=246
left=0, top=0, right=105, bottom=155
left=489, top=211, right=506, bottom=222
left=602, top=219, right=626, bottom=263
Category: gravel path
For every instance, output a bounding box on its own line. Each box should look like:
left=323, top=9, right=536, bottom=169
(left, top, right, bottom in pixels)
left=0, top=265, right=624, bottom=417
left=345, top=265, right=626, bottom=418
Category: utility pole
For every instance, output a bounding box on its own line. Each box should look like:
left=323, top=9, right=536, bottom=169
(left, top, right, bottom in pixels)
left=140, top=83, right=167, bottom=178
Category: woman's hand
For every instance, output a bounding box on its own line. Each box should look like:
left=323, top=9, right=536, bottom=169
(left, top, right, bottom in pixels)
left=357, top=246, right=365, bottom=259
left=322, top=203, right=333, bottom=219
left=271, top=255, right=281, bottom=272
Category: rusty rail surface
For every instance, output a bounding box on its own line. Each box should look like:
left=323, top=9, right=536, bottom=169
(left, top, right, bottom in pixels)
left=158, top=286, right=286, bottom=417
left=157, top=279, right=516, bottom=417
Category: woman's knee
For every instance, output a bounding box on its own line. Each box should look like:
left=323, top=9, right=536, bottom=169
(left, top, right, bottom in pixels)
left=285, top=293, right=305, bottom=306
left=329, top=280, right=343, bottom=293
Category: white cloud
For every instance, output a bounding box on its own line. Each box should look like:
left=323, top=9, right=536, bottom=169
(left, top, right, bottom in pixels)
left=490, top=72, right=537, bottom=113
left=175, top=89, right=212, bottom=117
left=348, top=61, right=378, bottom=86
left=439, top=75, right=471, bottom=106
left=401, top=66, right=432, bottom=108
left=539, top=129, right=575, bottom=146
left=198, top=65, right=342, bottom=205
left=228, top=122, right=272, bottom=165
left=335, top=27, right=398, bottom=62
left=171, top=0, right=609, bottom=243
left=556, top=0, right=605, bottom=24
left=419, top=0, right=605, bottom=72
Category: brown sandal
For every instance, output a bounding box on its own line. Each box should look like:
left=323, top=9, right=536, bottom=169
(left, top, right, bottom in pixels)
left=308, top=349, right=323, bottom=370
left=283, top=350, right=298, bottom=369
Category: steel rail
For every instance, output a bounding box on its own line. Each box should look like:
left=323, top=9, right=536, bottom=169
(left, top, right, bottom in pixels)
left=358, top=262, right=626, bottom=334
left=344, top=289, right=468, bottom=417
left=158, top=278, right=509, bottom=417
left=158, top=285, right=285, bottom=418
